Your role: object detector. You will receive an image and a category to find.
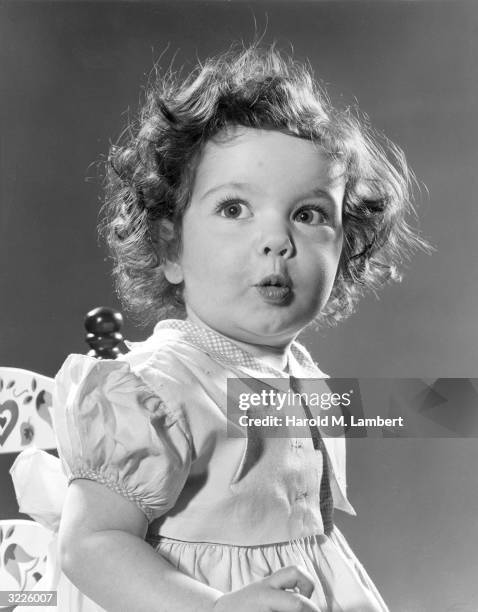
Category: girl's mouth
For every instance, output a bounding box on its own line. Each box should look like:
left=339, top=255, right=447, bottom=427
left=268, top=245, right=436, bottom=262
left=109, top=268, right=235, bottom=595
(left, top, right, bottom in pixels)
left=255, top=274, right=292, bottom=304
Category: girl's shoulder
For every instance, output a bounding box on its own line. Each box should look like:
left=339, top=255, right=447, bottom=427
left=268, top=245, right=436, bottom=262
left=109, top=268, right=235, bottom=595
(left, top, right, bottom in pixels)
left=55, top=325, right=201, bottom=398
left=53, top=331, right=217, bottom=440
left=53, top=351, right=191, bottom=438
left=54, top=352, right=157, bottom=403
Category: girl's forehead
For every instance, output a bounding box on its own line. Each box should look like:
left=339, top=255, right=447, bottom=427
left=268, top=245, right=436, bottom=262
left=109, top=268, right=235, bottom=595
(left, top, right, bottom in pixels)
left=193, top=127, right=345, bottom=194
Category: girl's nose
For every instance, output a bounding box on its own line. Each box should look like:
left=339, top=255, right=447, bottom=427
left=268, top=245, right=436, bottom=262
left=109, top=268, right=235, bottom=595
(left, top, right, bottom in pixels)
left=258, top=231, right=294, bottom=258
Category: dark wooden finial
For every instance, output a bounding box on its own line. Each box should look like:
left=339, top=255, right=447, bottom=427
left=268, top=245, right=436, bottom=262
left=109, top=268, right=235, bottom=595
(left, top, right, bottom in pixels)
left=85, top=307, right=124, bottom=359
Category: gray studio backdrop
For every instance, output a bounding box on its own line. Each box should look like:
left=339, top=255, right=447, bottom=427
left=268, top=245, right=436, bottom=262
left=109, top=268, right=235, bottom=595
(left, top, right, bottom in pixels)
left=1, top=2, right=477, bottom=610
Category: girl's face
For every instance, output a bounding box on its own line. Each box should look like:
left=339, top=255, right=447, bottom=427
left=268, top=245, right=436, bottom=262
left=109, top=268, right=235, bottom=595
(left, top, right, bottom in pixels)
left=166, top=127, right=345, bottom=349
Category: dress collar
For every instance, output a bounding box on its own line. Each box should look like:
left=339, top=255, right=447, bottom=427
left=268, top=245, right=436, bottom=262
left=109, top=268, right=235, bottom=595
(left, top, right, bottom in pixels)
left=136, top=319, right=326, bottom=379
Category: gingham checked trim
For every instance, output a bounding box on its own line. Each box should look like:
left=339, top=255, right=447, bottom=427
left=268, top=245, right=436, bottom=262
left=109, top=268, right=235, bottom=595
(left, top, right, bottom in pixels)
left=151, top=319, right=321, bottom=377
left=69, top=468, right=154, bottom=521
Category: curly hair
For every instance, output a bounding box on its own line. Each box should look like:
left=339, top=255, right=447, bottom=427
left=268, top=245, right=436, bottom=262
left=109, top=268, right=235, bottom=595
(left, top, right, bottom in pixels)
left=101, top=44, right=430, bottom=327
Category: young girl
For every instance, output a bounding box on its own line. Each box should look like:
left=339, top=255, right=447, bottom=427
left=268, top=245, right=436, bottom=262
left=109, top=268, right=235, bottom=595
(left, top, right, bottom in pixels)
left=52, top=45, right=426, bottom=611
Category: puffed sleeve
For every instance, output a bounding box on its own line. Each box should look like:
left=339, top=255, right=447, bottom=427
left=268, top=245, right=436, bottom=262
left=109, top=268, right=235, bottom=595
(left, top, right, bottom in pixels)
left=52, top=354, right=192, bottom=522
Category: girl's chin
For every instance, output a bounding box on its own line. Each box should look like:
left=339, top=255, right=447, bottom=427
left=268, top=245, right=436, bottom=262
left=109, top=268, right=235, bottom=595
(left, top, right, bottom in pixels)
left=234, top=321, right=304, bottom=347
left=185, top=306, right=314, bottom=345
left=246, top=311, right=314, bottom=335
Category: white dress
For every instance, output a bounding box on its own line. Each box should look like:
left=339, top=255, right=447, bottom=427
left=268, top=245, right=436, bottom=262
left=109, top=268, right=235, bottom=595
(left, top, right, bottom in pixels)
left=12, top=319, right=389, bottom=611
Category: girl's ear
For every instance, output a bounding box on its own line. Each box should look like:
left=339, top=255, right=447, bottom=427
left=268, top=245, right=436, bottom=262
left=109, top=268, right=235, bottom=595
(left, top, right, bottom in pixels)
left=155, top=219, right=184, bottom=285
left=163, top=260, right=184, bottom=285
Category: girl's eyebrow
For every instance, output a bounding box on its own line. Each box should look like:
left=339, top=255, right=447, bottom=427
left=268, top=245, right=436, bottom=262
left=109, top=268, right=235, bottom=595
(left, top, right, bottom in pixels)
left=199, top=181, right=254, bottom=201
left=199, top=182, right=339, bottom=203
left=298, top=187, right=338, bottom=203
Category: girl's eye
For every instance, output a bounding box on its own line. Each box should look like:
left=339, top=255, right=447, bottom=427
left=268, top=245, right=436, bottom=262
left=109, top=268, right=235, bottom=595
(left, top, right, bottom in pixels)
left=216, top=199, right=250, bottom=219
left=293, top=206, right=328, bottom=225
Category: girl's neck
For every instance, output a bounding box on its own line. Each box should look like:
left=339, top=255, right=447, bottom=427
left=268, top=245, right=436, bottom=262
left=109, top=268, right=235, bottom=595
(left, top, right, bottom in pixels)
left=185, top=313, right=291, bottom=372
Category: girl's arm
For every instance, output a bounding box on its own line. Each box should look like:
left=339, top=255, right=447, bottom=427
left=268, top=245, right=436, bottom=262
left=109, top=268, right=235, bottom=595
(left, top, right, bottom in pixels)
left=59, top=479, right=223, bottom=612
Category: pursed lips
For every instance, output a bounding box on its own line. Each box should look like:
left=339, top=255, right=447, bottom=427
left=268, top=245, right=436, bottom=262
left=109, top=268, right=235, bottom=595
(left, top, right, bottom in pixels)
left=254, top=273, right=293, bottom=304
left=255, top=273, right=292, bottom=289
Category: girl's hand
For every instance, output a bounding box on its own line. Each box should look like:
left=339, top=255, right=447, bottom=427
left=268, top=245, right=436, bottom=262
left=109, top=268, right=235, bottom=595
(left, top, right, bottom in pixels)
left=213, top=565, right=321, bottom=612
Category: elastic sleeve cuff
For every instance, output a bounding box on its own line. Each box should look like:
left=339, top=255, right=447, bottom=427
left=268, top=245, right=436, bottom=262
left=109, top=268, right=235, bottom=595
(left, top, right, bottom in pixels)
left=68, top=469, right=155, bottom=522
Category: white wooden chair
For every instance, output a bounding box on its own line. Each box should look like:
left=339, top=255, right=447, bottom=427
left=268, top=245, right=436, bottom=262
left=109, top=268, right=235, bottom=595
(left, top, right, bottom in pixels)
left=0, top=368, right=58, bottom=606
left=1, top=308, right=123, bottom=611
